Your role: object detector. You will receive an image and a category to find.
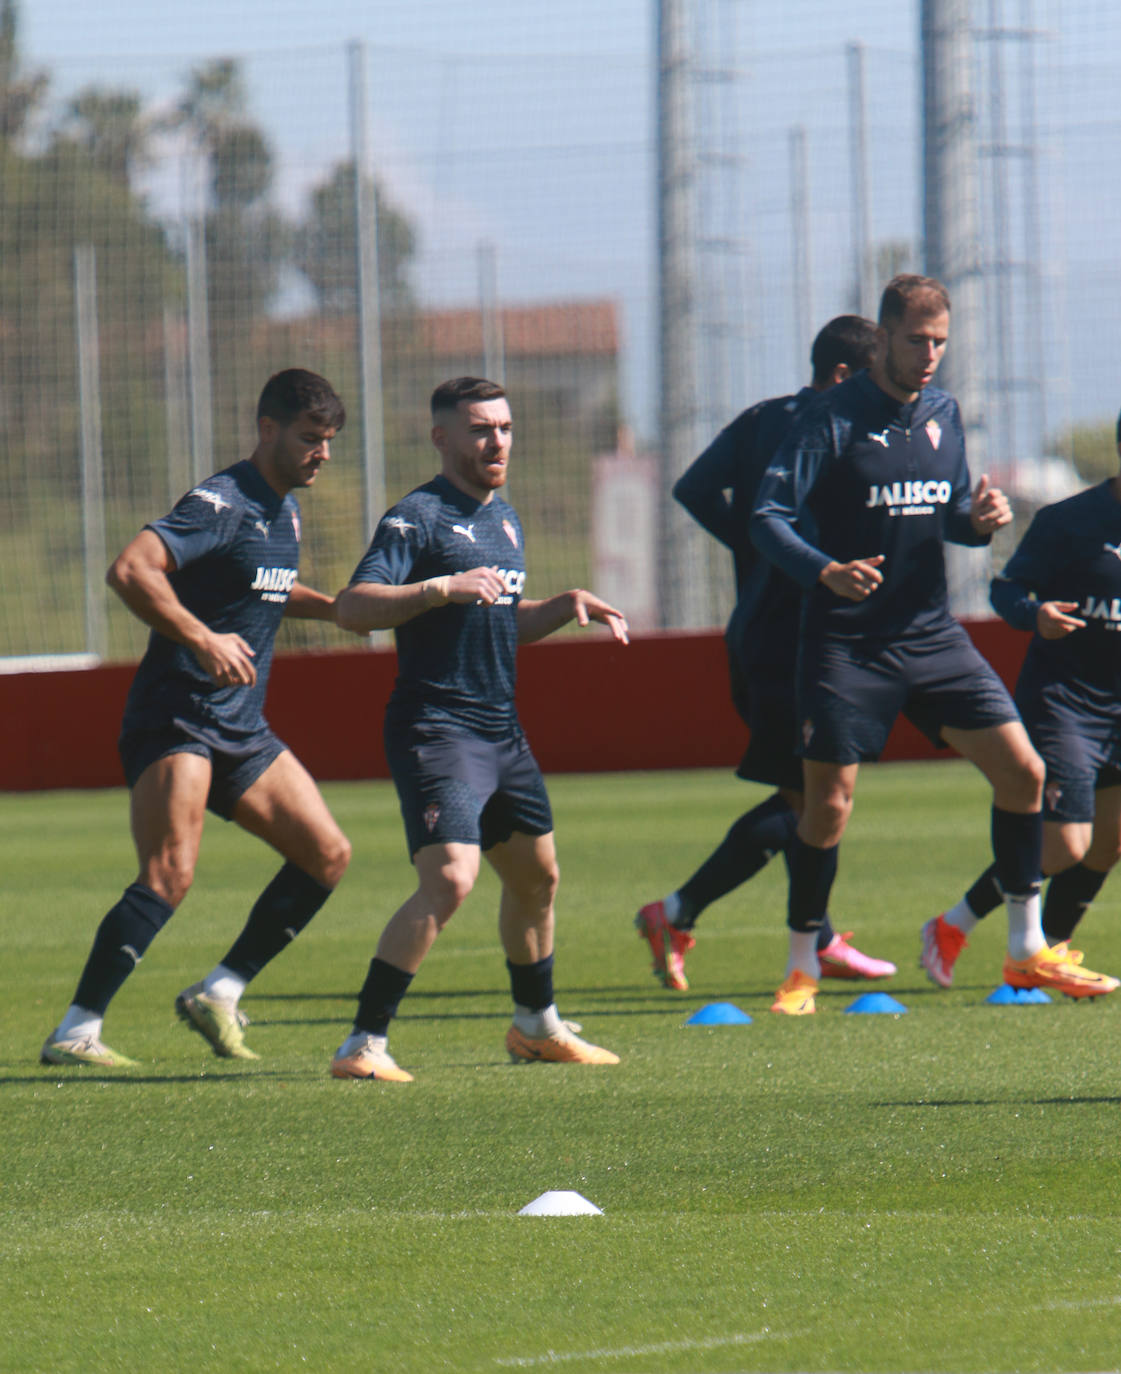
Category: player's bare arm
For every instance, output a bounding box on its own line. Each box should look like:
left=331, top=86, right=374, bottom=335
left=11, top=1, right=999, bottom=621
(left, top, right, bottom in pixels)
left=107, top=529, right=257, bottom=686
left=818, top=555, right=885, bottom=602
left=1036, top=600, right=1086, bottom=639
left=283, top=582, right=339, bottom=622
left=517, top=589, right=630, bottom=645
left=969, top=473, right=1012, bottom=535
left=336, top=566, right=507, bottom=633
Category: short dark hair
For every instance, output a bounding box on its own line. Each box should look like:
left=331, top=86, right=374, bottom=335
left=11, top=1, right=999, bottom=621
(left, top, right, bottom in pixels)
left=257, top=369, right=346, bottom=430
left=430, top=376, right=507, bottom=418
left=810, top=315, right=879, bottom=384
left=879, top=274, right=951, bottom=328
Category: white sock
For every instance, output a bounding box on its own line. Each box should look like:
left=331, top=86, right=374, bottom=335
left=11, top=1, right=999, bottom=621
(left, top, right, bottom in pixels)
left=338, top=1029, right=389, bottom=1057
left=663, top=892, right=682, bottom=923
left=57, top=1005, right=103, bottom=1040
left=512, top=1002, right=563, bottom=1037
left=943, top=897, right=980, bottom=936
left=786, top=931, right=821, bottom=980
left=202, top=965, right=247, bottom=1005
left=1005, top=891, right=1044, bottom=961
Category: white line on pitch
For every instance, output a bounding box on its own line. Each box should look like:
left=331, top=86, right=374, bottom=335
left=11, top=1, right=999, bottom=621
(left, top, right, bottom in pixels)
left=494, top=1328, right=784, bottom=1367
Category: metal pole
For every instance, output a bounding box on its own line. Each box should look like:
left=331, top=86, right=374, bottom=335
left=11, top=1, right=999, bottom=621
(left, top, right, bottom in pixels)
left=185, top=215, right=213, bottom=483
left=985, top=0, right=1016, bottom=473
left=349, top=39, right=387, bottom=546
left=162, top=305, right=191, bottom=505
left=789, top=124, right=813, bottom=378
left=922, top=0, right=989, bottom=613
left=75, top=244, right=106, bottom=659
left=847, top=42, right=871, bottom=314
left=477, top=240, right=505, bottom=384
left=1017, top=0, right=1047, bottom=468
left=657, top=0, right=709, bottom=627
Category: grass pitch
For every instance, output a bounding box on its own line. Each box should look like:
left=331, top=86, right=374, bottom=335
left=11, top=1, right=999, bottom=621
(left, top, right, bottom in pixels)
left=3, top=762, right=1121, bottom=1373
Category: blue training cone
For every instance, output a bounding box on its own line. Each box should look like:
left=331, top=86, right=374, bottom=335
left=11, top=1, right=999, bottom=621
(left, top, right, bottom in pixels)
left=986, top=984, right=1052, bottom=1005
left=685, top=1001, right=752, bottom=1026
left=845, top=991, right=908, bottom=1015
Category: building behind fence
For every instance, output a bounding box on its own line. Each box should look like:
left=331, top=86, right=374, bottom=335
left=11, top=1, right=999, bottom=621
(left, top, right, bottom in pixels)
left=1, top=0, right=1117, bottom=665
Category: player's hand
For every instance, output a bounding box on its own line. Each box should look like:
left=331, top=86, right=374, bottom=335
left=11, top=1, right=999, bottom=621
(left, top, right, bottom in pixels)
left=571, top=589, right=629, bottom=644
left=1037, top=600, right=1086, bottom=639
left=194, top=631, right=257, bottom=687
left=970, top=473, right=1012, bottom=534
left=447, top=566, right=507, bottom=605
left=819, top=556, right=885, bottom=602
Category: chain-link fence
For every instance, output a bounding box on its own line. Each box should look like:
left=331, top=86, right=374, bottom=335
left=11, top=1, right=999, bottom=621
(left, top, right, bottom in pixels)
left=2, top=1, right=1119, bottom=662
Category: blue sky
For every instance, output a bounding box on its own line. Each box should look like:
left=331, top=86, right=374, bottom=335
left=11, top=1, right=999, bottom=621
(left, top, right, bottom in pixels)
left=19, top=1, right=1119, bottom=442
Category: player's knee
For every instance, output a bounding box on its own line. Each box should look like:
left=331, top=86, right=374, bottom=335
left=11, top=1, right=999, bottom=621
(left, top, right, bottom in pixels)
left=805, top=792, right=851, bottom=845
left=143, top=853, right=195, bottom=908
left=318, top=830, right=352, bottom=888
left=522, top=856, right=559, bottom=910
left=1024, top=749, right=1047, bottom=796
left=1044, top=831, right=1083, bottom=874
left=1084, top=833, right=1121, bottom=871
left=429, top=862, right=477, bottom=917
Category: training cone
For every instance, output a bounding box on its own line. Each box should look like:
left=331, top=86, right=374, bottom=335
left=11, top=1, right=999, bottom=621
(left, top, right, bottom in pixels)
left=986, top=985, right=1053, bottom=1005
left=518, top=1191, right=603, bottom=1216
left=845, top=992, right=908, bottom=1015
left=685, top=1002, right=752, bottom=1026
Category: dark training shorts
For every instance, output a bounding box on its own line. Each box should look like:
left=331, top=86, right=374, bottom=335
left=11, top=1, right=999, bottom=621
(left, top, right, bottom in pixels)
left=119, top=718, right=287, bottom=820
left=797, top=621, right=1019, bottom=765
left=729, top=650, right=803, bottom=792
left=384, top=718, right=554, bottom=857
left=1015, top=672, right=1121, bottom=823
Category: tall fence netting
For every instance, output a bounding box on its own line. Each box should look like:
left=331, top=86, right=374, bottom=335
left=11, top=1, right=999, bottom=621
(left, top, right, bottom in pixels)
left=1, top=1, right=1118, bottom=663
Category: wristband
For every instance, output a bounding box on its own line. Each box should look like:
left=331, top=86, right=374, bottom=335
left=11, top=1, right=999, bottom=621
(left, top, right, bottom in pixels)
left=423, top=576, right=451, bottom=607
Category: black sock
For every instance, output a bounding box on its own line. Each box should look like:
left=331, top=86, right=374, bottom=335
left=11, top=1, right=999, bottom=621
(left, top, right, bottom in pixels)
left=676, top=794, right=797, bottom=928
left=966, top=862, right=1003, bottom=919
left=786, top=834, right=837, bottom=933
left=220, top=862, right=333, bottom=983
left=782, top=847, right=837, bottom=947
left=73, top=883, right=174, bottom=1014
left=1043, top=863, right=1108, bottom=943
left=507, top=954, right=555, bottom=1012
left=354, top=957, right=414, bottom=1037
left=991, top=807, right=1042, bottom=898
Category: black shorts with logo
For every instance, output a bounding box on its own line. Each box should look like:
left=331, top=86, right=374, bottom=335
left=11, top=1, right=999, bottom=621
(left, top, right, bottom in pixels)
left=797, top=621, right=1019, bottom=765
left=1015, top=667, right=1121, bottom=823
left=729, top=650, right=803, bottom=791
left=384, top=716, right=554, bottom=857
left=119, top=717, right=286, bottom=820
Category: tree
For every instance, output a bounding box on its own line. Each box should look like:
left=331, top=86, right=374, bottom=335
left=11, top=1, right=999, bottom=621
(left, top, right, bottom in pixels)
left=57, top=87, right=150, bottom=183
left=294, top=160, right=416, bottom=316
left=163, top=59, right=288, bottom=438
left=1057, top=420, right=1118, bottom=485
left=0, top=0, right=46, bottom=145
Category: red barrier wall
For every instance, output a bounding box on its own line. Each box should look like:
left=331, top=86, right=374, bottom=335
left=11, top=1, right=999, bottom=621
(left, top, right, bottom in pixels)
left=0, top=620, right=1031, bottom=792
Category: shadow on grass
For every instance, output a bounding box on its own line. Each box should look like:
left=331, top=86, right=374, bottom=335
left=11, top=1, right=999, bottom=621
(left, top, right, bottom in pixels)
left=250, top=985, right=684, bottom=1002
left=2, top=1069, right=297, bottom=1086
left=873, top=1095, right=1121, bottom=1107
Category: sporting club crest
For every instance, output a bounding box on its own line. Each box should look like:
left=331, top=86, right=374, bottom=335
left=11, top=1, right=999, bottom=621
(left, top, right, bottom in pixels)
left=423, top=802, right=441, bottom=833
left=925, top=419, right=942, bottom=451
left=503, top=519, right=519, bottom=549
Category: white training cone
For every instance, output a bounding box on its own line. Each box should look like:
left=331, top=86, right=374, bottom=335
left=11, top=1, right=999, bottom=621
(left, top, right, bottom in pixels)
left=518, top=1190, right=603, bottom=1216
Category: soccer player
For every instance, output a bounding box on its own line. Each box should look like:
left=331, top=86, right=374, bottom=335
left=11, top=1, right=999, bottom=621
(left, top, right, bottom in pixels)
left=636, top=315, right=898, bottom=991
left=330, top=376, right=628, bottom=1082
left=751, top=274, right=1116, bottom=1014
left=40, top=369, right=353, bottom=1067
left=921, top=421, right=1121, bottom=992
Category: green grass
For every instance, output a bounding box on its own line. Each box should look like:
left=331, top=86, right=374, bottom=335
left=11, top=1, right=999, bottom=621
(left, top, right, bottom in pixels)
left=3, top=763, right=1121, bottom=1372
